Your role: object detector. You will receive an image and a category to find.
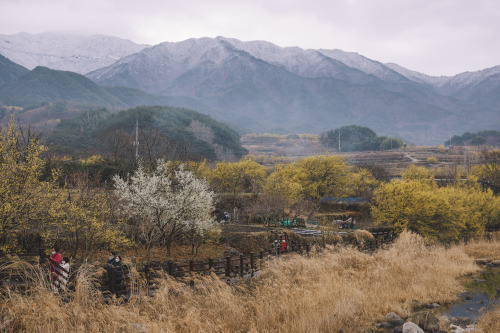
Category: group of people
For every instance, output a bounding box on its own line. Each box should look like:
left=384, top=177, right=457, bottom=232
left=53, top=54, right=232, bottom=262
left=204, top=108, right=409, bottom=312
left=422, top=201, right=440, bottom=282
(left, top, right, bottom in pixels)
left=49, top=246, right=70, bottom=293
left=48, top=248, right=127, bottom=295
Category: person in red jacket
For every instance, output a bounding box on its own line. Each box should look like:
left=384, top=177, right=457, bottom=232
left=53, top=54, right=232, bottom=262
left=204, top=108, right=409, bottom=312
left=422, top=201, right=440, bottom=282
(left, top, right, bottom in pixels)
left=49, top=246, right=62, bottom=281
left=281, top=238, right=287, bottom=252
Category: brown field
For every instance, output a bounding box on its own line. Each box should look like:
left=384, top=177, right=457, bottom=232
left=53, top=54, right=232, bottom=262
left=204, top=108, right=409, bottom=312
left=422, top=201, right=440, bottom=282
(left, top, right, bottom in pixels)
left=1, top=232, right=486, bottom=332
left=242, top=133, right=483, bottom=177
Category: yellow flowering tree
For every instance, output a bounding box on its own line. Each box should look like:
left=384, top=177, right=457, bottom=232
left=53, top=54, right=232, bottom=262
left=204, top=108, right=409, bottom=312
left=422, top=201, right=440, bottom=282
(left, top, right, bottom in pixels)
left=295, top=154, right=351, bottom=201
left=0, top=119, right=59, bottom=252
left=0, top=119, right=131, bottom=255
left=46, top=172, right=131, bottom=259
left=372, top=166, right=498, bottom=241
left=210, top=158, right=267, bottom=195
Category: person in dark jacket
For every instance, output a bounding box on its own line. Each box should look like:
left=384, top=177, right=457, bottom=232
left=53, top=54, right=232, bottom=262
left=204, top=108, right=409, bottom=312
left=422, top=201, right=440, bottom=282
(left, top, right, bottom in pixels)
left=112, top=255, right=125, bottom=278
left=106, top=251, right=117, bottom=278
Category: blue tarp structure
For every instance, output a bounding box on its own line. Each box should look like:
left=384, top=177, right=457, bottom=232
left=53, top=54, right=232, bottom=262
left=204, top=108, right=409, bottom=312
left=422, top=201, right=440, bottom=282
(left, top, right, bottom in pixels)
left=319, top=197, right=368, bottom=204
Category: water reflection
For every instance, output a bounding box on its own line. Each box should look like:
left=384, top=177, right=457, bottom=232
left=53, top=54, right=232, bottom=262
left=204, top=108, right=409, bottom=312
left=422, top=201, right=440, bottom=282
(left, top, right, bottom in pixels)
left=437, top=267, right=500, bottom=321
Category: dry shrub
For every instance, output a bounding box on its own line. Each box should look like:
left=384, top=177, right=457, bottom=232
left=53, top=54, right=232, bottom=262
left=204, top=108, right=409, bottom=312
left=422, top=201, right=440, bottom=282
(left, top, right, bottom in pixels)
left=352, top=229, right=375, bottom=244
left=0, top=231, right=481, bottom=332
left=463, top=233, right=500, bottom=260
left=341, top=229, right=375, bottom=247
left=323, top=232, right=343, bottom=245
left=222, top=232, right=269, bottom=254
left=475, top=304, right=500, bottom=333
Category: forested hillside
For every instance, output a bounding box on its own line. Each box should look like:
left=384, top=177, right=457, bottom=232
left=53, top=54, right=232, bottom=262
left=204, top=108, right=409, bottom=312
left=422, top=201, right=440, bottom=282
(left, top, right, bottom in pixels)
left=445, top=130, right=500, bottom=147
left=0, top=66, right=122, bottom=107
left=0, top=53, right=28, bottom=86
left=48, top=105, right=248, bottom=161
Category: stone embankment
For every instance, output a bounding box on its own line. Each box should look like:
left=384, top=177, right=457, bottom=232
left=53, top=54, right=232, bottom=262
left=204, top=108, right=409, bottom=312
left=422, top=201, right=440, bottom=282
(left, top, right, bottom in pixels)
left=375, top=260, right=500, bottom=333
left=376, top=303, right=478, bottom=332
left=475, top=258, right=500, bottom=267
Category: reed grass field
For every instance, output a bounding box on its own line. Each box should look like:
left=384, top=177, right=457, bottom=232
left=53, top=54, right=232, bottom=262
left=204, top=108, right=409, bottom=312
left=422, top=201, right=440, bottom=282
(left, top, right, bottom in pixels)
left=0, top=232, right=495, bottom=332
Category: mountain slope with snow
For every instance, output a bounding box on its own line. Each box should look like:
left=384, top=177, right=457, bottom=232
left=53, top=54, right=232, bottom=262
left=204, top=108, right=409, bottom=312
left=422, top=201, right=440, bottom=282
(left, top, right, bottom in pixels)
left=1, top=33, right=499, bottom=144
left=87, top=37, right=499, bottom=144
left=0, top=32, right=149, bottom=74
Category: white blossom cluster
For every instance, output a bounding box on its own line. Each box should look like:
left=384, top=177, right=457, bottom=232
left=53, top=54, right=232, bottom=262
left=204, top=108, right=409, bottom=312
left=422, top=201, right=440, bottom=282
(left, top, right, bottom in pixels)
left=113, top=161, right=216, bottom=247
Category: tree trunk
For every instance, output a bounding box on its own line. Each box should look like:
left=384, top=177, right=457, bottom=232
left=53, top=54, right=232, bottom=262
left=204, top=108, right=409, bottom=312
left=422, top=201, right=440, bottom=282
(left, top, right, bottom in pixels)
left=72, top=231, right=79, bottom=259
left=145, top=241, right=153, bottom=260
left=166, top=239, right=172, bottom=257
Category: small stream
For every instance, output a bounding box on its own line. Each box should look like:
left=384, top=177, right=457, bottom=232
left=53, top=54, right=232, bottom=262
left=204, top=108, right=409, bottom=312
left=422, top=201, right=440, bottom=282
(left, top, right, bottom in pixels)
left=377, top=267, right=500, bottom=332
left=436, top=267, right=500, bottom=320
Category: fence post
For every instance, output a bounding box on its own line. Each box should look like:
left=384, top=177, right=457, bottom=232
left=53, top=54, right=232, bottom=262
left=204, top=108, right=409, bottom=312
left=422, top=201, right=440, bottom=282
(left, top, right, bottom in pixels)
left=226, top=256, right=231, bottom=277
left=306, top=244, right=310, bottom=257
left=250, top=252, right=254, bottom=276
left=144, top=264, right=150, bottom=291
left=110, top=268, right=116, bottom=295
left=167, top=261, right=174, bottom=275
left=189, top=260, right=194, bottom=272
left=38, top=248, right=45, bottom=265
left=239, top=254, right=244, bottom=277
left=208, top=258, right=214, bottom=271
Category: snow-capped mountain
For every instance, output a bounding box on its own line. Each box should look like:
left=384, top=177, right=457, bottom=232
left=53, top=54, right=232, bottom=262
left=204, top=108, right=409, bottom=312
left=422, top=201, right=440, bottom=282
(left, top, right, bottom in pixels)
left=0, top=32, right=149, bottom=74
left=386, top=62, right=500, bottom=97
left=86, top=37, right=499, bottom=144
left=1, top=33, right=499, bottom=144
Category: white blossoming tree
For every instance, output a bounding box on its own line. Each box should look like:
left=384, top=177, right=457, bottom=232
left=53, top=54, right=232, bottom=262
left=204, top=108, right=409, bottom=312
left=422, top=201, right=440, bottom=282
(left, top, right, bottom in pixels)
left=113, top=161, right=216, bottom=258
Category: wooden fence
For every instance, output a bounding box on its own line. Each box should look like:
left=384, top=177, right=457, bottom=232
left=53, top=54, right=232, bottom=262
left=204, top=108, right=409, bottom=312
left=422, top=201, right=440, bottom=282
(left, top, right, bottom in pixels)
left=1, top=229, right=395, bottom=297
left=143, top=244, right=311, bottom=286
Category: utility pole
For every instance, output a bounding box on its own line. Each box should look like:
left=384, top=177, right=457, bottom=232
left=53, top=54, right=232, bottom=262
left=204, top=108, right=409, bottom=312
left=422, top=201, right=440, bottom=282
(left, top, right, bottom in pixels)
left=338, top=129, right=341, bottom=153
left=463, top=142, right=467, bottom=170
left=135, top=117, right=139, bottom=159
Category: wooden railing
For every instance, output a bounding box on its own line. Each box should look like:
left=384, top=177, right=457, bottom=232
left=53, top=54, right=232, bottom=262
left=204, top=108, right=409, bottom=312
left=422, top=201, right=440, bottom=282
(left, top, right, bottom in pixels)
left=144, top=244, right=310, bottom=284
left=0, top=230, right=396, bottom=297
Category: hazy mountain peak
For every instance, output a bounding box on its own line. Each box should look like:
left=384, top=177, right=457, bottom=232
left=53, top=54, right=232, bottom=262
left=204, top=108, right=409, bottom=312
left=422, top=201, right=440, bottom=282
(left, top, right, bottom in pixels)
left=0, top=31, right=150, bottom=74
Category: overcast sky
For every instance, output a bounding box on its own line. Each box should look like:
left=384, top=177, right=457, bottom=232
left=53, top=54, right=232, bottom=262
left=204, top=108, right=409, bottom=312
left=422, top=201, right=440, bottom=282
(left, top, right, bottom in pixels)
left=1, top=0, right=498, bottom=76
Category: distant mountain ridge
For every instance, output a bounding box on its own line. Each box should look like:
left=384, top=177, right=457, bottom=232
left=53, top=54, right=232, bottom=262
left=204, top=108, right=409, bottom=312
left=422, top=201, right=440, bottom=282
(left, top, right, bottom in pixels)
left=1, top=32, right=499, bottom=144
left=87, top=36, right=500, bottom=143
left=0, top=65, right=225, bottom=115
left=0, top=32, right=149, bottom=74
left=0, top=53, right=28, bottom=87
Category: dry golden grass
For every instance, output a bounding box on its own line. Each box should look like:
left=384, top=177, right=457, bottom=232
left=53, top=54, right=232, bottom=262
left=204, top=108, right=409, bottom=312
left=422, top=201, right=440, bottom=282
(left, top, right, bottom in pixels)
left=462, top=232, right=500, bottom=260
left=0, top=232, right=481, bottom=332
left=476, top=304, right=500, bottom=333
